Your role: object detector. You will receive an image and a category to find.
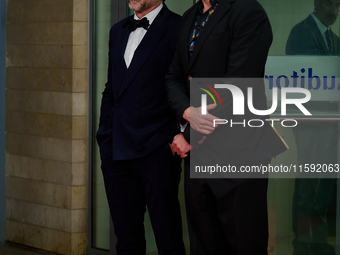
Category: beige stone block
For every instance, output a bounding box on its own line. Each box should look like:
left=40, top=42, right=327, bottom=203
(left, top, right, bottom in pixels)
left=71, top=186, right=87, bottom=209
left=5, top=154, right=74, bottom=186
left=6, top=198, right=73, bottom=232
left=7, top=0, right=73, bottom=23
left=72, top=116, right=87, bottom=139
left=72, top=92, right=87, bottom=116
left=73, top=45, right=88, bottom=69
left=71, top=232, right=87, bottom=255
left=6, top=176, right=72, bottom=209
left=6, top=133, right=72, bottom=162
left=73, top=0, right=88, bottom=22
left=72, top=139, right=87, bottom=163
left=6, top=44, right=72, bottom=68
left=6, top=111, right=73, bottom=139
left=6, top=220, right=72, bottom=254
left=71, top=209, right=87, bottom=233
left=6, top=89, right=73, bottom=115
left=6, top=154, right=88, bottom=186
left=73, top=22, right=88, bottom=46
left=72, top=163, right=87, bottom=186
left=72, top=68, right=87, bottom=92
left=7, top=22, right=73, bottom=45
left=6, top=67, right=73, bottom=92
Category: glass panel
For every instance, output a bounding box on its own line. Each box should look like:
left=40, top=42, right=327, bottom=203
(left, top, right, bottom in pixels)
left=165, top=0, right=193, bottom=16
left=92, top=0, right=112, bottom=250
left=267, top=124, right=338, bottom=255
left=259, top=0, right=340, bottom=56
left=0, top=0, right=6, bottom=244
left=260, top=1, right=339, bottom=254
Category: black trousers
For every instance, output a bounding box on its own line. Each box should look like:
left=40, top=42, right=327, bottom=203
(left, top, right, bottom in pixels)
left=184, top=159, right=270, bottom=255
left=101, top=144, right=185, bottom=255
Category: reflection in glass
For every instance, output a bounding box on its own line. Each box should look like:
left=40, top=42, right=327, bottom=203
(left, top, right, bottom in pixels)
left=259, top=0, right=340, bottom=56
left=292, top=121, right=337, bottom=255
left=270, top=123, right=338, bottom=255
left=92, top=0, right=112, bottom=250
left=286, top=0, right=340, bottom=56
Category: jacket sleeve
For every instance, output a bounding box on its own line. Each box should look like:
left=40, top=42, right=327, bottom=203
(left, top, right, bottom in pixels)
left=165, top=48, right=190, bottom=124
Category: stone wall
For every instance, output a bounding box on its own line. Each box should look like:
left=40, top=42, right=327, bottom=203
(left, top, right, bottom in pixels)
left=5, top=0, right=88, bottom=254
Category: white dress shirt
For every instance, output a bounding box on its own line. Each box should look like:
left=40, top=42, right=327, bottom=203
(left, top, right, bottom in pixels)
left=124, top=3, right=163, bottom=68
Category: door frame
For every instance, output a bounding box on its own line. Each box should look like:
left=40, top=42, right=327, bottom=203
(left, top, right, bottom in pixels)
left=0, top=0, right=7, bottom=245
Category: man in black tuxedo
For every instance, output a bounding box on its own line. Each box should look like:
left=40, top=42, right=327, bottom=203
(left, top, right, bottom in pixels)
left=96, top=1, right=185, bottom=254
left=166, top=0, right=287, bottom=254
left=286, top=1, right=339, bottom=254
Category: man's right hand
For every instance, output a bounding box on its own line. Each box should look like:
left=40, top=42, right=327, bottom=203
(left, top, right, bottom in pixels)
left=183, top=104, right=218, bottom=135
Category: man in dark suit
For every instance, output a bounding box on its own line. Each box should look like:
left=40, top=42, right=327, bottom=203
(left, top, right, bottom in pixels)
left=166, top=0, right=287, bottom=254
left=286, top=0, right=340, bottom=55
left=96, top=1, right=185, bottom=254
left=286, top=1, right=339, bottom=254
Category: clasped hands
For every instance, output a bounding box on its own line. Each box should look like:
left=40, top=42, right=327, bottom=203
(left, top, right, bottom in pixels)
left=170, top=104, right=218, bottom=158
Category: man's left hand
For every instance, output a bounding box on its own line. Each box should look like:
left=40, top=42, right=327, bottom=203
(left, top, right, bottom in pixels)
left=170, top=133, right=192, bottom=158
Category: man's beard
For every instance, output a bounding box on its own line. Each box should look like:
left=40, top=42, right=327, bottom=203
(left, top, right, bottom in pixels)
left=128, top=0, right=159, bottom=13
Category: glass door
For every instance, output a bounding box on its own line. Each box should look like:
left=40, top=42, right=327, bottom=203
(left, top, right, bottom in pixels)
left=90, top=0, right=112, bottom=252
left=89, top=1, right=340, bottom=255
left=0, top=0, right=6, bottom=244
left=259, top=1, right=339, bottom=254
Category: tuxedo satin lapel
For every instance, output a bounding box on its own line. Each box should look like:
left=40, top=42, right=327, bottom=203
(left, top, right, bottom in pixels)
left=116, top=6, right=169, bottom=100
left=117, top=23, right=130, bottom=69
left=111, top=24, right=130, bottom=96
left=188, top=0, right=232, bottom=71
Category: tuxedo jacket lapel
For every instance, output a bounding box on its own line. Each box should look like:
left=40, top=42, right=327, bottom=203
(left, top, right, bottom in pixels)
left=308, top=15, right=329, bottom=55
left=188, top=0, right=233, bottom=71
left=116, top=6, right=170, bottom=100
left=115, top=26, right=129, bottom=78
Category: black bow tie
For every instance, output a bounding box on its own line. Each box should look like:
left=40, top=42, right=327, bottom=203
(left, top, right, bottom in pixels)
left=124, top=17, right=149, bottom=32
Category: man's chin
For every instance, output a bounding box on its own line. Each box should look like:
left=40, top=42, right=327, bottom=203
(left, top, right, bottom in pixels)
left=325, top=17, right=337, bottom=26
left=128, top=2, right=141, bottom=11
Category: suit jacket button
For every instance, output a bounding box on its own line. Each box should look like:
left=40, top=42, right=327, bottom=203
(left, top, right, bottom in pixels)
left=115, top=103, right=120, bottom=108
left=136, top=104, right=140, bottom=109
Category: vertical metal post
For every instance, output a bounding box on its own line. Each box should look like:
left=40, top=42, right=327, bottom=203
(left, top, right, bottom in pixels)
left=337, top=175, right=340, bottom=255
left=336, top=121, right=340, bottom=255
left=0, top=0, right=6, bottom=245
